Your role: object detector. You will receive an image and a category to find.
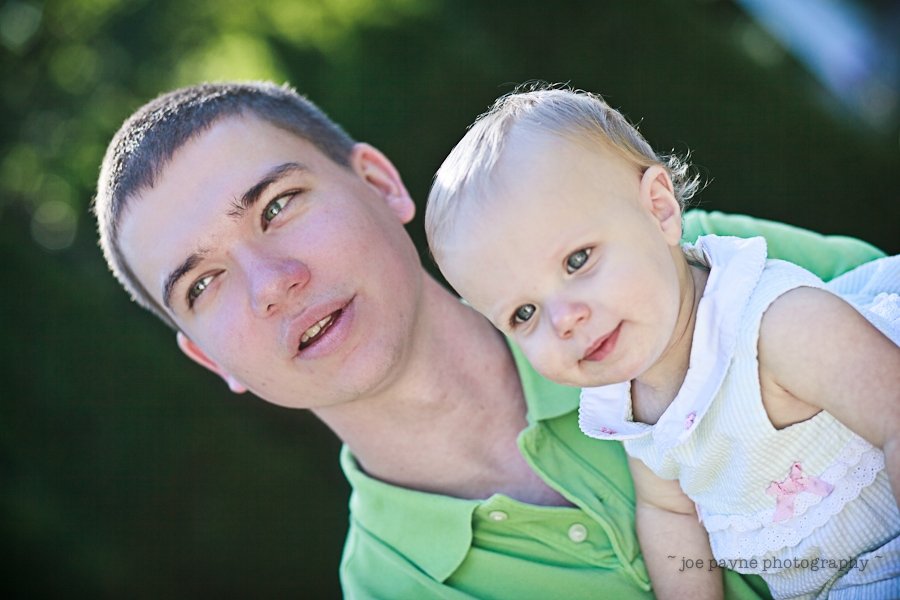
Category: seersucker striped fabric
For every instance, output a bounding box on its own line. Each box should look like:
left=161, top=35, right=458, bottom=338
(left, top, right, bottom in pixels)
left=579, top=235, right=900, bottom=599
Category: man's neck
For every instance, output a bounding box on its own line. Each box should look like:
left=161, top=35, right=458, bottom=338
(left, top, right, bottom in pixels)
left=313, top=275, right=549, bottom=501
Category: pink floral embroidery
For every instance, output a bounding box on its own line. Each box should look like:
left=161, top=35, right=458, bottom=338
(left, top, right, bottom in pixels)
left=766, top=462, right=833, bottom=522
left=684, top=411, right=697, bottom=430
left=598, top=426, right=617, bottom=435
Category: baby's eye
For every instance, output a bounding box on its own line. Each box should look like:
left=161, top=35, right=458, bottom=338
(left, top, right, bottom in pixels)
left=511, top=304, right=536, bottom=326
left=261, top=193, right=295, bottom=228
left=188, top=274, right=215, bottom=307
left=565, top=248, right=592, bottom=274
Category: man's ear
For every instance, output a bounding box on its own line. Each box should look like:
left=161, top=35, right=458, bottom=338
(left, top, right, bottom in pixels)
left=639, top=165, right=683, bottom=246
left=350, top=142, right=416, bottom=224
left=176, top=332, right=248, bottom=394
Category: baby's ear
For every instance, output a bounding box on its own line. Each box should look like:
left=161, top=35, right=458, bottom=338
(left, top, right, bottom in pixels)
left=639, top=165, right=683, bottom=246
left=176, top=332, right=248, bottom=394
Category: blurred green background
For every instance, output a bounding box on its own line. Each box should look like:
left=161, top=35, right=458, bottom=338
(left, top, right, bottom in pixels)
left=2, top=0, right=898, bottom=597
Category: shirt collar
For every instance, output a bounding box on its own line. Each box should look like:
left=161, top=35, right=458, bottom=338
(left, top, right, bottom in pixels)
left=341, top=445, right=480, bottom=581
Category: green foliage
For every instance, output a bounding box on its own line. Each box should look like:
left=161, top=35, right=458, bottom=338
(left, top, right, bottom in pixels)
left=1, top=0, right=897, bottom=597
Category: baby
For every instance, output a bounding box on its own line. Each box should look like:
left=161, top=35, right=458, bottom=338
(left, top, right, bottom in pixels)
left=425, top=86, right=900, bottom=599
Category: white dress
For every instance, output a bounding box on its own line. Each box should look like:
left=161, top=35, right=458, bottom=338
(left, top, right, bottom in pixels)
left=579, top=235, right=900, bottom=599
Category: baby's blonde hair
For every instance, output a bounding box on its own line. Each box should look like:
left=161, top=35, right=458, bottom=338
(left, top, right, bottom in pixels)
left=425, top=84, right=699, bottom=255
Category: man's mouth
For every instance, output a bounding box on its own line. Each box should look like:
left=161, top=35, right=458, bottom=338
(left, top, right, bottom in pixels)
left=299, top=310, right=340, bottom=350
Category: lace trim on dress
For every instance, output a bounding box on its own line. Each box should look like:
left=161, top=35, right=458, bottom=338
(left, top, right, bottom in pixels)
left=703, top=438, right=884, bottom=560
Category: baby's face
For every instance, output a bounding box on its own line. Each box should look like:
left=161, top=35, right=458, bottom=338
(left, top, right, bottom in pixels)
left=435, top=131, right=686, bottom=387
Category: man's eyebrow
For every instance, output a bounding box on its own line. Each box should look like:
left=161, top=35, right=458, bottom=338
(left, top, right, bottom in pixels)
left=227, top=162, right=308, bottom=219
left=162, top=252, right=205, bottom=310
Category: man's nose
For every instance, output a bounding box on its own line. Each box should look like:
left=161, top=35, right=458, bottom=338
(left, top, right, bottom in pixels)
left=248, top=256, right=311, bottom=317
left=548, top=300, right=590, bottom=339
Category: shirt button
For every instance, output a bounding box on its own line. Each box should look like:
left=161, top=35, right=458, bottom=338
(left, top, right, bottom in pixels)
left=568, top=523, right=588, bottom=543
left=488, top=510, right=509, bottom=522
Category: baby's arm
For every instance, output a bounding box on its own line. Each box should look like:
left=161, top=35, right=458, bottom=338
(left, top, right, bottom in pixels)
left=759, top=287, right=900, bottom=502
left=629, top=456, right=723, bottom=600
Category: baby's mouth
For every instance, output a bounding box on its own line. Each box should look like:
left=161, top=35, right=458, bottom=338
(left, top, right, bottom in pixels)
left=299, top=310, right=340, bottom=350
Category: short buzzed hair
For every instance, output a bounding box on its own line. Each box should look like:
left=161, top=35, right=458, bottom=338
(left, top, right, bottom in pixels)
left=425, top=84, right=699, bottom=254
left=93, top=81, right=357, bottom=329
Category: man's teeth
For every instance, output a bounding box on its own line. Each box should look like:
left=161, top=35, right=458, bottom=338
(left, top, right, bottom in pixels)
left=300, top=314, right=334, bottom=345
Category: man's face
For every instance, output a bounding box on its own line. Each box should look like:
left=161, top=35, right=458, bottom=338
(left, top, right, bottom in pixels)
left=120, top=115, right=423, bottom=409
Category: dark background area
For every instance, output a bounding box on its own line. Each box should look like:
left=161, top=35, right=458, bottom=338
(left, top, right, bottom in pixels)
left=2, top=0, right=898, bottom=597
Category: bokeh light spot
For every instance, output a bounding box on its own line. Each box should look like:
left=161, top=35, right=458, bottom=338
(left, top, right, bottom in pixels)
left=31, top=199, right=77, bottom=251
left=0, top=0, right=42, bottom=52
left=50, top=44, right=100, bottom=94
left=175, top=33, right=283, bottom=86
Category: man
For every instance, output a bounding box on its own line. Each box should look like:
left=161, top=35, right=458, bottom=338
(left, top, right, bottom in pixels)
left=94, top=81, right=884, bottom=598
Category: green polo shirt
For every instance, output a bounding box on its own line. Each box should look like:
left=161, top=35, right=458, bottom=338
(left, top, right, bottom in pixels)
left=338, top=211, right=885, bottom=599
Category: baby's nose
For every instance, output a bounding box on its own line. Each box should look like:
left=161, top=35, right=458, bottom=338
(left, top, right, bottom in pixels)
left=549, top=301, right=590, bottom=339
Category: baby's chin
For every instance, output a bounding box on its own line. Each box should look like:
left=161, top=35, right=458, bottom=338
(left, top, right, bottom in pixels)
left=533, top=363, right=597, bottom=388
left=549, top=360, right=643, bottom=390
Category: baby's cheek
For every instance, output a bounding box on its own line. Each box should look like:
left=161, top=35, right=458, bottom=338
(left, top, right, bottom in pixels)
left=522, top=341, right=561, bottom=380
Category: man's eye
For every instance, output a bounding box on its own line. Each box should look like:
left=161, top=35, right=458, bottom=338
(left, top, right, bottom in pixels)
left=262, top=193, right=294, bottom=227
left=566, top=248, right=591, bottom=274
left=188, top=274, right=214, bottom=307
left=511, top=304, right=536, bottom=326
